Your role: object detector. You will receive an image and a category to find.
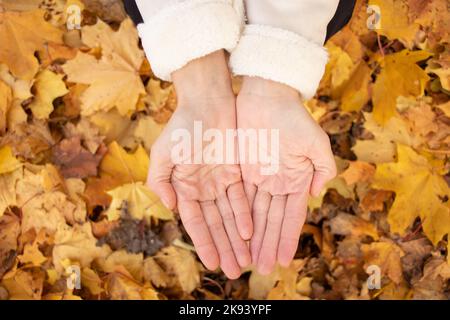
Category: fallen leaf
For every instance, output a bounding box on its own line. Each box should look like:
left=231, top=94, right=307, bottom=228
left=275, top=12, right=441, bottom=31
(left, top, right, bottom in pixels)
left=63, top=19, right=145, bottom=116
left=362, top=240, right=405, bottom=284
left=329, top=212, right=379, bottom=240
left=0, top=10, right=63, bottom=80
left=372, top=50, right=431, bottom=124
left=106, top=182, right=173, bottom=222
left=155, top=246, right=200, bottom=294
left=52, top=136, right=106, bottom=179
left=99, top=142, right=149, bottom=184
left=373, top=145, right=450, bottom=246
left=29, top=69, right=68, bottom=119
left=0, top=145, right=21, bottom=175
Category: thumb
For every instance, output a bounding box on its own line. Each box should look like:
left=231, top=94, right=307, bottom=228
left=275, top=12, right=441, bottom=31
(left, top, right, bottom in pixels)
left=308, top=133, right=337, bottom=197
left=147, top=145, right=177, bottom=210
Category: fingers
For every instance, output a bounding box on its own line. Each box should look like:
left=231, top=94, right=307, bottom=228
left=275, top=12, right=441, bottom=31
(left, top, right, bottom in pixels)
left=244, top=182, right=257, bottom=213
left=178, top=200, right=219, bottom=271
left=308, top=133, right=337, bottom=197
left=277, top=191, right=309, bottom=267
left=227, top=182, right=253, bottom=240
left=250, top=190, right=271, bottom=264
left=147, top=144, right=177, bottom=210
left=216, top=195, right=251, bottom=268
left=200, top=201, right=241, bottom=279
left=257, top=195, right=287, bottom=275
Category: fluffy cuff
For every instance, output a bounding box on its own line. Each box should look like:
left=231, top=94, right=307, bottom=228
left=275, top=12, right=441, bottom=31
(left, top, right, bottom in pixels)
left=137, top=0, right=244, bottom=81
left=230, top=25, right=329, bottom=99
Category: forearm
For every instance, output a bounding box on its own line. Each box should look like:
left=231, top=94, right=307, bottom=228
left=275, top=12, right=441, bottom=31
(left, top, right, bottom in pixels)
left=172, top=50, right=234, bottom=102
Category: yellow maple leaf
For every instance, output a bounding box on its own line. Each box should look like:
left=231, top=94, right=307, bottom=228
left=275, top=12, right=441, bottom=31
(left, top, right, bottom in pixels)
left=53, top=223, right=111, bottom=273
left=100, top=141, right=149, bottom=184
left=0, top=145, right=22, bottom=175
left=144, top=78, right=176, bottom=112
left=362, top=241, right=405, bottom=284
left=99, top=250, right=144, bottom=281
left=106, top=182, right=173, bottom=222
left=81, top=267, right=104, bottom=295
left=372, top=50, right=431, bottom=124
left=106, top=271, right=159, bottom=300
left=63, top=19, right=145, bottom=116
left=340, top=61, right=372, bottom=112
left=18, top=242, right=47, bottom=267
left=248, top=260, right=306, bottom=300
left=353, top=113, right=418, bottom=163
left=155, top=246, right=200, bottom=294
left=1, top=269, right=45, bottom=300
left=29, top=70, right=68, bottom=119
left=0, top=10, right=63, bottom=80
left=321, top=43, right=355, bottom=95
left=368, top=0, right=420, bottom=48
left=373, top=145, right=450, bottom=246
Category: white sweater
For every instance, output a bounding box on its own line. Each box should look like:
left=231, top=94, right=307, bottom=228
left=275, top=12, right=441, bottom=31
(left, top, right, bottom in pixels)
left=135, top=0, right=340, bottom=99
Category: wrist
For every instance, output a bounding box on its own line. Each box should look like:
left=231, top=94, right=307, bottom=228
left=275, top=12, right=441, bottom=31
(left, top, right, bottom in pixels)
left=239, top=76, right=300, bottom=100
left=172, top=50, right=235, bottom=102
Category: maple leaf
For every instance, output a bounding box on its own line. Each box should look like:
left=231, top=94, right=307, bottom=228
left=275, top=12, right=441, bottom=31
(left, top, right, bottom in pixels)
left=321, top=43, right=355, bottom=96
left=373, top=145, right=450, bottom=247
left=248, top=260, right=306, bottom=300
left=372, top=50, right=431, bottom=124
left=143, top=257, right=170, bottom=288
left=1, top=268, right=45, bottom=300
left=63, top=118, right=105, bottom=154
left=21, top=191, right=76, bottom=234
left=106, top=271, right=159, bottom=300
left=362, top=240, right=405, bottom=284
left=339, top=61, right=372, bottom=112
left=0, top=10, right=63, bottom=80
left=53, top=223, right=111, bottom=273
left=119, top=115, right=164, bottom=153
left=352, top=113, right=417, bottom=163
left=106, top=182, right=173, bottom=222
left=329, top=212, right=379, bottom=240
left=1, top=120, right=54, bottom=160
left=99, top=250, right=144, bottom=282
left=29, top=69, right=68, bottom=120
left=155, top=246, right=200, bottom=294
left=99, top=141, right=149, bottom=185
left=18, top=242, right=47, bottom=267
left=0, top=213, right=20, bottom=278
left=81, top=267, right=104, bottom=296
left=63, top=19, right=145, bottom=116
left=368, top=0, right=420, bottom=48
left=52, top=136, right=106, bottom=179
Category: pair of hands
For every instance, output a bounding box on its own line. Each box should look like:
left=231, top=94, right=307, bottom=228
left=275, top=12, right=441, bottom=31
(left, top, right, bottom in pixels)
left=146, top=51, right=336, bottom=278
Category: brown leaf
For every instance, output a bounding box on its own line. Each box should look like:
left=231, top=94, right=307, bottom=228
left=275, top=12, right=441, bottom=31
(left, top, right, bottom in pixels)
left=52, top=136, right=106, bottom=179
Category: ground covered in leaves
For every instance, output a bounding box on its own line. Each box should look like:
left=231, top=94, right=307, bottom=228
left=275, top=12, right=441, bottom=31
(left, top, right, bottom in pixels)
left=0, top=0, right=449, bottom=300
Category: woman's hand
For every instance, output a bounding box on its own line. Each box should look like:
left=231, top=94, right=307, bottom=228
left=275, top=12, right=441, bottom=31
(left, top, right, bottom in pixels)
left=236, top=76, right=336, bottom=275
left=147, top=51, right=252, bottom=279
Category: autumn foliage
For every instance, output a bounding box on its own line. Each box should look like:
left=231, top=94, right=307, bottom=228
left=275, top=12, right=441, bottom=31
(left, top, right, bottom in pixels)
left=0, top=0, right=449, bottom=300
